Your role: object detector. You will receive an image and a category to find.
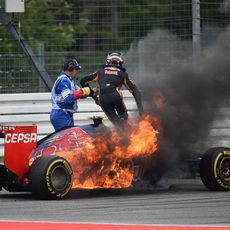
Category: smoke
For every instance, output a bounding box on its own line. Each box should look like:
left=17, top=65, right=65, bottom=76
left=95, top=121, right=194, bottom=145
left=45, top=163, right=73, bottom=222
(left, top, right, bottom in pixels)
left=125, top=27, right=230, bottom=177
left=125, top=29, right=192, bottom=84
left=220, top=0, right=230, bottom=13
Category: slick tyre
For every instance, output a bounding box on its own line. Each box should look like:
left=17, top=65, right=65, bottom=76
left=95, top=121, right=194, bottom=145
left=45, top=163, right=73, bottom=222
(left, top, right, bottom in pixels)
left=29, top=155, right=73, bottom=199
left=200, top=147, right=230, bottom=191
left=131, top=154, right=163, bottom=188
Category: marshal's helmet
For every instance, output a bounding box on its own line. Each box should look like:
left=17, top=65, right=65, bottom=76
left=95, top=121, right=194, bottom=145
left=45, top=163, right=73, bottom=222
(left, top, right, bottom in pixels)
left=106, top=52, right=124, bottom=68
left=63, top=58, right=82, bottom=72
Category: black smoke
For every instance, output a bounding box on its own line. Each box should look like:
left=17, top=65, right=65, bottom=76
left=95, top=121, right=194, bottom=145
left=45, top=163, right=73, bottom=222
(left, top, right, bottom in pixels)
left=220, top=0, right=230, bottom=13
left=125, top=27, right=230, bottom=178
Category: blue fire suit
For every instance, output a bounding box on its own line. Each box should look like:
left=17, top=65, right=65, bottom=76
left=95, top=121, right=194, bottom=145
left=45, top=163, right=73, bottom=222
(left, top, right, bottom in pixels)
left=50, top=72, right=80, bottom=131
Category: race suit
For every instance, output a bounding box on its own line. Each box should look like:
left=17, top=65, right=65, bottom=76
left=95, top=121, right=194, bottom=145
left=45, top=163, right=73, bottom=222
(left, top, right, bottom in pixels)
left=50, top=72, right=81, bottom=131
left=80, top=66, right=143, bottom=125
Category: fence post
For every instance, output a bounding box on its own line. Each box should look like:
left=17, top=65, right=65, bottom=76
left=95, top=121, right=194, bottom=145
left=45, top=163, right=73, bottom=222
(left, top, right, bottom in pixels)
left=192, top=0, right=201, bottom=55
left=39, top=42, right=45, bottom=92
left=111, top=0, right=118, bottom=35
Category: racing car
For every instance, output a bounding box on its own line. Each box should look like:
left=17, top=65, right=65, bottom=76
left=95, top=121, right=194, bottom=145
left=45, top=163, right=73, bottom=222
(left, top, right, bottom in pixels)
left=0, top=116, right=229, bottom=200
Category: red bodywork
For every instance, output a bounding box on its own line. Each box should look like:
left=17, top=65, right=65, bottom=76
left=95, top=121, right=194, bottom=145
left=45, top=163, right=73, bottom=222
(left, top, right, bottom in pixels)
left=1, top=125, right=92, bottom=181
left=0, top=120, right=157, bottom=190
left=2, top=126, right=37, bottom=180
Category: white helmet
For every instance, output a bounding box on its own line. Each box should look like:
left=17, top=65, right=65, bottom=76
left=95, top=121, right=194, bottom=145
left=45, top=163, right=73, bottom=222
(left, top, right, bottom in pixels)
left=106, top=52, right=124, bottom=67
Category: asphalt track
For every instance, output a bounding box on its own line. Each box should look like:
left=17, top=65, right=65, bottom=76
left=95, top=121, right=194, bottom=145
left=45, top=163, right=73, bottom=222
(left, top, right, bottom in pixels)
left=0, top=179, right=229, bottom=229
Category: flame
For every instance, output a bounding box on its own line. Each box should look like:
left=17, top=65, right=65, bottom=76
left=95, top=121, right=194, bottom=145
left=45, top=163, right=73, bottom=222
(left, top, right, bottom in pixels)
left=57, top=115, right=159, bottom=189
left=152, top=91, right=166, bottom=109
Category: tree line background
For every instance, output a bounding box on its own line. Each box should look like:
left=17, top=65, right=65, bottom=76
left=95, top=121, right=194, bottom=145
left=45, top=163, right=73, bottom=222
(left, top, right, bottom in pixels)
left=0, top=0, right=229, bottom=93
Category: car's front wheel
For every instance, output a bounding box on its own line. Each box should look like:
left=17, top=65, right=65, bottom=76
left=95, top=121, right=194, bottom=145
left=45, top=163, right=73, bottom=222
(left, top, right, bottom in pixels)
left=200, top=147, right=230, bottom=191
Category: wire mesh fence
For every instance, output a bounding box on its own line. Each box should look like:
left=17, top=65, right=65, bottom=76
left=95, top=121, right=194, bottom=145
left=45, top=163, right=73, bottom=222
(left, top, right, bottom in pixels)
left=0, top=0, right=230, bottom=93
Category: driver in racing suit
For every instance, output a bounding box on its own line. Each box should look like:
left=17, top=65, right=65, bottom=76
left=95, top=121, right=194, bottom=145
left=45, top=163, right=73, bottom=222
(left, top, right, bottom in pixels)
left=80, top=52, right=144, bottom=126
left=50, top=58, right=91, bottom=131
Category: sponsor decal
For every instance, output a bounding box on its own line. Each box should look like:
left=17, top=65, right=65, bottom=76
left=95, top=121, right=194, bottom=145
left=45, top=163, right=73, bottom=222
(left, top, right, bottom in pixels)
left=224, top=151, right=230, bottom=156
left=123, top=160, right=143, bottom=181
left=34, top=127, right=89, bottom=158
left=133, top=164, right=143, bottom=181
left=5, top=133, right=37, bottom=143
left=0, top=126, right=15, bottom=133
left=214, top=152, right=223, bottom=178
left=104, top=70, right=118, bottom=75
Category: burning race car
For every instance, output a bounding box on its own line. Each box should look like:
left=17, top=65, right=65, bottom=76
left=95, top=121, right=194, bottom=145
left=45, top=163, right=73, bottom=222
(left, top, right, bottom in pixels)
left=0, top=116, right=159, bottom=199
left=0, top=116, right=229, bottom=200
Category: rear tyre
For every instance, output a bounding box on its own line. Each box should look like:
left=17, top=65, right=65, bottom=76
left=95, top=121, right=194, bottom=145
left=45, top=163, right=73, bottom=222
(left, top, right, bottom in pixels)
left=29, top=155, right=73, bottom=199
left=200, top=147, right=230, bottom=191
left=131, top=154, right=164, bottom=189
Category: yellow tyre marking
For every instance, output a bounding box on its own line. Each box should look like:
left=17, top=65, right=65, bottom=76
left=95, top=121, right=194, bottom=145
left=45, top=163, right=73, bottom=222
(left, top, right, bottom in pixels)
left=46, top=159, right=63, bottom=176
left=214, top=152, right=223, bottom=178
left=223, top=151, right=230, bottom=156
left=46, top=159, right=73, bottom=197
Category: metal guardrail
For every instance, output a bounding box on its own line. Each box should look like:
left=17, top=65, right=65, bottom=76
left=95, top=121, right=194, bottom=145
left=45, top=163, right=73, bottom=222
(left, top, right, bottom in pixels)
left=1, top=91, right=230, bottom=157
left=0, top=91, right=137, bottom=156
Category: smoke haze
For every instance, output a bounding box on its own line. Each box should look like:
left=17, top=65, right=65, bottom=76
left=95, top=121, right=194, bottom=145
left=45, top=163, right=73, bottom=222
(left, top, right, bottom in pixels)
left=125, top=27, right=230, bottom=176
left=221, top=0, right=230, bottom=13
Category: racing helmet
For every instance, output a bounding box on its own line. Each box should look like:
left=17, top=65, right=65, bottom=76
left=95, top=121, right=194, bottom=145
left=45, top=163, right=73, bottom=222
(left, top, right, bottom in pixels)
left=63, top=58, right=82, bottom=72
left=106, top=52, right=124, bottom=67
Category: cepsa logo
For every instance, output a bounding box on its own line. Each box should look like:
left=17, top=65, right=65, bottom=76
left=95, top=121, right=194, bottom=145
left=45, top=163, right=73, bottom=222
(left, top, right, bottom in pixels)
left=5, top=133, right=37, bottom=143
